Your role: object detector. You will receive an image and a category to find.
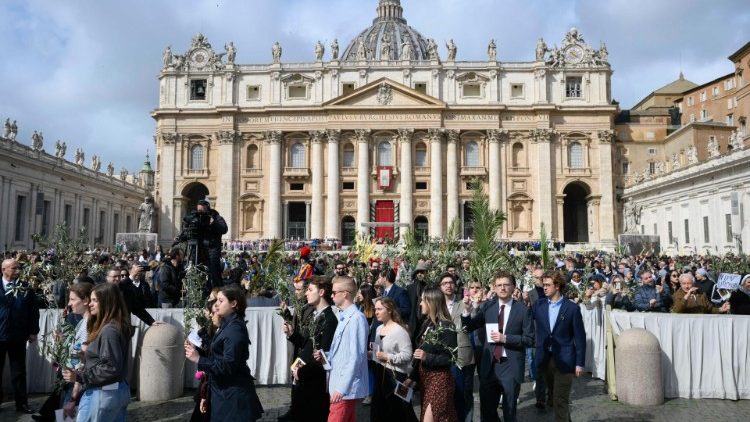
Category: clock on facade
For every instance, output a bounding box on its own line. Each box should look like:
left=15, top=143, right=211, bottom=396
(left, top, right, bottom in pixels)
left=564, top=45, right=584, bottom=64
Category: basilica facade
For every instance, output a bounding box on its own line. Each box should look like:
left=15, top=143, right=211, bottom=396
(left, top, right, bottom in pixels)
left=153, top=0, right=618, bottom=247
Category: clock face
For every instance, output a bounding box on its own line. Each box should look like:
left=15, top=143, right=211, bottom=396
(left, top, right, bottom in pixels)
left=564, top=45, right=584, bottom=64
left=190, top=48, right=209, bottom=68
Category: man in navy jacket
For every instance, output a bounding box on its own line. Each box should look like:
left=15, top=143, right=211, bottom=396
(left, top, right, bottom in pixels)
left=377, top=268, right=410, bottom=321
left=0, top=259, right=39, bottom=414
left=533, top=270, right=586, bottom=422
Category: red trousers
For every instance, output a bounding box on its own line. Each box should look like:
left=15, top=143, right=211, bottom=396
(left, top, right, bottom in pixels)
left=327, top=399, right=357, bottom=422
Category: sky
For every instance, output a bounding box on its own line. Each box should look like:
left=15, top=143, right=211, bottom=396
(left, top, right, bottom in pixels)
left=1, top=0, right=748, bottom=173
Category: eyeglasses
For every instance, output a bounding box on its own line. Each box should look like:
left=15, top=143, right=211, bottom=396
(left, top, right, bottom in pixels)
left=494, top=283, right=513, bottom=289
left=440, top=281, right=455, bottom=286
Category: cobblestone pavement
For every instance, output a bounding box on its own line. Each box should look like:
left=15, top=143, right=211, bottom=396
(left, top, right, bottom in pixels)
left=2, top=375, right=749, bottom=421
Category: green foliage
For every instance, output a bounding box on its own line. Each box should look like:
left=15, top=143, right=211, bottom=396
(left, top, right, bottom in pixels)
left=182, top=264, right=208, bottom=336
left=38, top=319, right=77, bottom=392
left=540, top=222, right=552, bottom=271
left=466, top=179, right=507, bottom=287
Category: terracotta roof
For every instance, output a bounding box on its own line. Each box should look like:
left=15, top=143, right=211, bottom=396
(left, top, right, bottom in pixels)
left=653, top=73, right=698, bottom=94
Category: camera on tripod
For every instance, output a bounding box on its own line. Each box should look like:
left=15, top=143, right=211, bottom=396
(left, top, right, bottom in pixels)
left=181, top=211, right=212, bottom=241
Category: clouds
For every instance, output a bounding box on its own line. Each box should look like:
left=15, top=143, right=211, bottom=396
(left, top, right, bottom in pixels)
left=1, top=0, right=748, bottom=172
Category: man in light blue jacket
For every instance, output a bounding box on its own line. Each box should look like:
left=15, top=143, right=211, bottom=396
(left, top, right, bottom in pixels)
left=316, top=275, right=369, bottom=422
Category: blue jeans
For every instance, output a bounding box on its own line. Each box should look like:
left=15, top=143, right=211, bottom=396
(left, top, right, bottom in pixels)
left=526, top=347, right=537, bottom=381
left=76, top=382, right=129, bottom=422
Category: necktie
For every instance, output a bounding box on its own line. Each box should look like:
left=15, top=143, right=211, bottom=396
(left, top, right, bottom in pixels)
left=493, top=304, right=505, bottom=361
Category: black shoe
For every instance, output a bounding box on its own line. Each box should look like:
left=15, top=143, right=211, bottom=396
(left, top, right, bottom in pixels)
left=535, top=401, right=545, bottom=409
left=16, top=405, right=34, bottom=414
left=32, top=415, right=54, bottom=422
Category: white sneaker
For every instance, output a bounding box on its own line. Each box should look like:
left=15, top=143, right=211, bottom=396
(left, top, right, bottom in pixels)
left=533, top=382, right=536, bottom=391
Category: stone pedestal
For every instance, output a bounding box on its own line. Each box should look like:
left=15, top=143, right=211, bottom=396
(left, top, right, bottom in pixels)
left=616, top=328, right=663, bottom=406
left=618, top=234, right=661, bottom=256
left=139, top=324, right=185, bottom=401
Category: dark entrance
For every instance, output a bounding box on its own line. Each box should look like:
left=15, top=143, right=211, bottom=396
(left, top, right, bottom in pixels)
left=341, top=216, right=356, bottom=246
left=414, top=216, right=429, bottom=243
left=463, top=202, right=474, bottom=239
left=182, top=183, right=209, bottom=216
left=287, top=202, right=306, bottom=239
left=563, top=183, right=589, bottom=243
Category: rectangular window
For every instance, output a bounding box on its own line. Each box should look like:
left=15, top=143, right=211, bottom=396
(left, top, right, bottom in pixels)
left=190, top=79, right=207, bottom=101
left=700, top=91, right=706, bottom=102
left=41, top=200, right=51, bottom=236
left=703, top=216, right=709, bottom=243
left=98, top=210, right=106, bottom=241
left=689, top=113, right=695, bottom=122
left=684, top=219, right=690, bottom=244
left=510, top=83, right=524, bottom=98
left=727, top=114, right=734, bottom=126
left=647, top=148, right=657, bottom=156
left=700, top=109, right=708, bottom=120
left=565, top=77, right=582, bottom=98
left=83, top=208, right=91, bottom=230
left=648, top=162, right=656, bottom=175
left=415, top=181, right=428, bottom=191
left=342, top=83, right=355, bottom=96
left=414, top=82, right=427, bottom=94
left=342, top=181, right=354, bottom=190
left=728, top=98, right=734, bottom=109
left=462, top=83, right=481, bottom=98
left=668, top=221, right=673, bottom=244
left=126, top=215, right=132, bottom=233
left=712, top=86, right=719, bottom=97
left=288, top=85, right=307, bottom=99
left=289, top=183, right=304, bottom=191
left=725, top=214, right=733, bottom=242
left=342, top=148, right=354, bottom=168
left=687, top=96, right=694, bottom=106
left=14, top=195, right=26, bottom=242
left=622, top=162, right=629, bottom=174
left=246, top=85, right=260, bottom=100
left=64, top=204, right=73, bottom=227
left=654, top=223, right=658, bottom=235
left=641, top=225, right=645, bottom=235
left=466, top=182, right=473, bottom=190
left=113, top=213, right=120, bottom=237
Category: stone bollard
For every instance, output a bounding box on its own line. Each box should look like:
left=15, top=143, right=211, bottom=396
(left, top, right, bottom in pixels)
left=139, top=323, right=184, bottom=401
left=615, top=328, right=663, bottom=405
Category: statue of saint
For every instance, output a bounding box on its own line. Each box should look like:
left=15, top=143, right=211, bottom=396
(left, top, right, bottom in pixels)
left=91, top=155, right=101, bottom=172
left=400, top=35, right=413, bottom=60
left=75, top=148, right=85, bottom=166
left=356, top=35, right=367, bottom=60
left=598, top=42, right=609, bottom=63
left=427, top=38, right=439, bottom=61
left=272, top=42, right=282, bottom=63
left=106, top=162, right=114, bottom=177
left=162, top=46, right=173, bottom=69
left=446, top=39, right=457, bottom=61
left=120, top=167, right=129, bottom=181
left=138, top=196, right=155, bottom=233
left=225, top=42, right=236, bottom=64
left=686, top=145, right=698, bottom=164
left=314, top=40, right=325, bottom=61
left=535, top=38, right=548, bottom=61
left=331, top=39, right=339, bottom=60
left=2, top=118, right=10, bottom=138
left=708, top=136, right=720, bottom=157
left=31, top=131, right=44, bottom=151
left=488, top=39, right=497, bottom=61
left=381, top=32, right=392, bottom=60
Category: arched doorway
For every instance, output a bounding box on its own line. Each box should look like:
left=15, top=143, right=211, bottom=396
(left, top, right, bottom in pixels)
left=182, top=182, right=209, bottom=216
left=341, top=216, right=356, bottom=246
left=563, top=182, right=590, bottom=243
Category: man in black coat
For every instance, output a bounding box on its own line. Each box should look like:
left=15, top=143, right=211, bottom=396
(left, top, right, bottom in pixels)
left=176, top=200, right=227, bottom=289
left=461, top=272, right=534, bottom=422
left=406, top=262, right=428, bottom=345
left=106, top=268, right=156, bottom=326
left=159, top=248, right=185, bottom=308
left=0, top=259, right=39, bottom=414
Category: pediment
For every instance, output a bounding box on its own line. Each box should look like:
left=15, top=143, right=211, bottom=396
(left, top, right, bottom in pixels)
left=456, top=72, right=490, bottom=83
left=324, top=78, right=445, bottom=108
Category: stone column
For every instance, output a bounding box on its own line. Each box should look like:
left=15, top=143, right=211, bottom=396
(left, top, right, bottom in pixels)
left=429, top=128, right=444, bottom=238
left=597, top=130, right=616, bottom=244
left=555, top=195, right=565, bottom=240
left=158, top=133, right=177, bottom=242
left=487, top=129, right=507, bottom=212
left=305, top=201, right=311, bottom=239
left=446, top=130, right=460, bottom=228
left=398, top=129, right=414, bottom=238
left=356, top=130, right=371, bottom=235
left=265, top=131, right=283, bottom=239
left=309, top=131, right=325, bottom=239
left=326, top=130, right=341, bottom=239
left=533, top=129, right=555, bottom=233
left=589, top=198, right=601, bottom=243
left=216, top=130, right=238, bottom=240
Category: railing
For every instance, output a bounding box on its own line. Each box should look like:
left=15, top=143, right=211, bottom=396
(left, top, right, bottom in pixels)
left=460, top=166, right=487, bottom=176
left=341, top=167, right=357, bottom=176
left=243, top=168, right=263, bottom=176
left=185, top=169, right=208, bottom=177
left=414, top=166, right=430, bottom=175
left=283, top=167, right=310, bottom=177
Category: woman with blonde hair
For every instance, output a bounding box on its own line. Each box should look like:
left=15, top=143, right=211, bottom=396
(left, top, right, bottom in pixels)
left=370, top=297, right=418, bottom=422
left=62, top=283, right=132, bottom=421
left=406, top=287, right=458, bottom=422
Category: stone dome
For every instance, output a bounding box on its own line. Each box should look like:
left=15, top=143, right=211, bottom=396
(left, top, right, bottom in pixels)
left=341, top=0, right=430, bottom=61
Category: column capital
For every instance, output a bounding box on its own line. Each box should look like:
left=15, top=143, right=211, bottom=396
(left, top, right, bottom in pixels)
left=445, top=129, right=460, bottom=144
left=597, top=130, right=615, bottom=143
left=427, top=128, right=444, bottom=143
left=397, top=128, right=414, bottom=143
left=264, top=130, right=283, bottom=144
left=326, top=129, right=341, bottom=143
left=309, top=130, right=326, bottom=144
left=354, top=129, right=371, bottom=144
left=486, top=129, right=508, bottom=144
left=531, top=128, right=556, bottom=143
left=159, top=132, right=180, bottom=145
left=216, top=130, right=239, bottom=144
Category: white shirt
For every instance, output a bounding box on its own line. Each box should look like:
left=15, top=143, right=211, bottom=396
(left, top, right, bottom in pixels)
left=2, top=278, right=15, bottom=291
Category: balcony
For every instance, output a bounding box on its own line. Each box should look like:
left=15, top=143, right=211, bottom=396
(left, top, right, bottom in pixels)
left=185, top=168, right=208, bottom=178
left=414, top=166, right=430, bottom=175
left=243, top=168, right=263, bottom=177
left=460, top=166, right=487, bottom=177
left=341, top=167, right=357, bottom=176
left=283, top=167, right=310, bottom=179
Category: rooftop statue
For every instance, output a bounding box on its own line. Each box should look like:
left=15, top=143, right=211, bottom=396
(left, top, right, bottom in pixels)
left=487, top=39, right=497, bottom=61
left=446, top=39, right=457, bottom=61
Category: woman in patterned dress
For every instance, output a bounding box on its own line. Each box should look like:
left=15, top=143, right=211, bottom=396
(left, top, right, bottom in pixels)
left=406, top=287, right=458, bottom=422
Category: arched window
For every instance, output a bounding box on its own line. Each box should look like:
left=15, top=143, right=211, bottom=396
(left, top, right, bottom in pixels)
left=190, top=145, right=204, bottom=170
left=246, top=144, right=259, bottom=169
left=290, top=143, right=305, bottom=168
left=342, top=143, right=355, bottom=167
left=464, top=141, right=479, bottom=166
left=512, top=142, right=525, bottom=168
left=414, top=142, right=427, bottom=166
left=568, top=142, right=584, bottom=168
left=377, top=141, right=393, bottom=166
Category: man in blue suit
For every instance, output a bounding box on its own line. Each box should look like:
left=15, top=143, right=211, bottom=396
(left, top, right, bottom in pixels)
left=377, top=268, right=410, bottom=321
left=461, top=272, right=534, bottom=422
left=533, top=271, right=586, bottom=422
left=0, top=259, right=39, bottom=414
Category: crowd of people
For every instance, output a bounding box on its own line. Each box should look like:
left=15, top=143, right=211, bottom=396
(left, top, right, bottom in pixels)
left=1, top=243, right=748, bottom=421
